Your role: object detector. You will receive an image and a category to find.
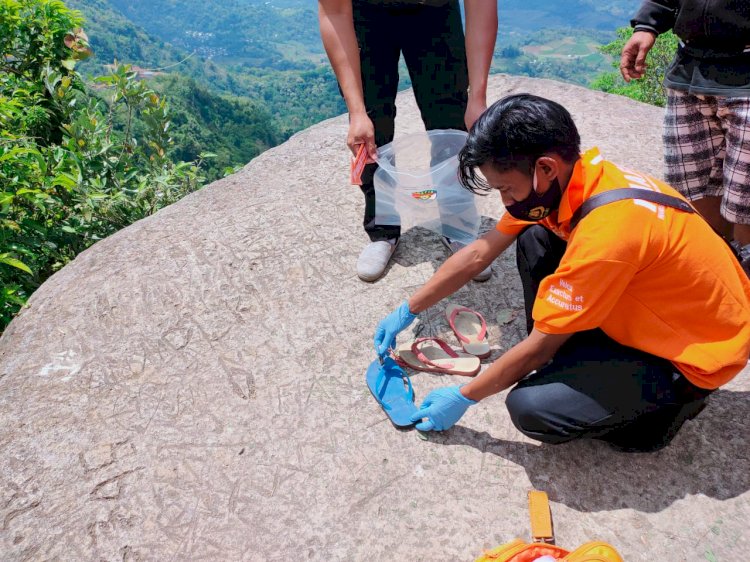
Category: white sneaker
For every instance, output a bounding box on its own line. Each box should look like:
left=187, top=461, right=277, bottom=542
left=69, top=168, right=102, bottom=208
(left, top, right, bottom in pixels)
left=357, top=239, right=398, bottom=281
left=441, top=236, right=492, bottom=282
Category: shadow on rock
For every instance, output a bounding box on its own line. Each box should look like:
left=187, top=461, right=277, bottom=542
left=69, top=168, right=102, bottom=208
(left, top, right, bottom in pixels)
left=428, top=389, right=750, bottom=513
left=391, top=217, right=502, bottom=270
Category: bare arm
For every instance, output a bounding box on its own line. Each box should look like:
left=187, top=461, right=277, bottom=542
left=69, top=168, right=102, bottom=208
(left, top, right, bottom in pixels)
left=463, top=0, right=498, bottom=129
left=318, top=0, right=377, bottom=159
left=408, top=228, right=515, bottom=314
left=462, top=329, right=573, bottom=401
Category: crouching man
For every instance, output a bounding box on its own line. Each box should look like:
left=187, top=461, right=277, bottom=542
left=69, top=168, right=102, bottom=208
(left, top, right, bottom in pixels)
left=374, top=94, right=750, bottom=452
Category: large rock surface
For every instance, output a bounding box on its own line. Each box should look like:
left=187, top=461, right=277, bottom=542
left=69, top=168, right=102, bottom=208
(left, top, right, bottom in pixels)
left=1, top=75, right=748, bottom=561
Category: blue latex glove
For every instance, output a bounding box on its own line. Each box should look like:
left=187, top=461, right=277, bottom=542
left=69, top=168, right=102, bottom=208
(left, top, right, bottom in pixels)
left=373, top=300, right=417, bottom=358
left=409, top=385, right=477, bottom=431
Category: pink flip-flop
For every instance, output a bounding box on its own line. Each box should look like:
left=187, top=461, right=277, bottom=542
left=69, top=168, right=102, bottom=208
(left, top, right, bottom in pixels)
left=445, top=303, right=491, bottom=359
left=393, top=337, right=480, bottom=377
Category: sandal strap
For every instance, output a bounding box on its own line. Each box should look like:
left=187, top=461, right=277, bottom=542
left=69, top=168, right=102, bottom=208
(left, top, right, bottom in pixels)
left=412, top=337, right=458, bottom=369
left=375, top=360, right=413, bottom=410
left=448, top=306, right=487, bottom=343
left=375, top=365, right=392, bottom=410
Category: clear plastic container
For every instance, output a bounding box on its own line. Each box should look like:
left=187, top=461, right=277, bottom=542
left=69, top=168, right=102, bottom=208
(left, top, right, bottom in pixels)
left=374, top=129, right=480, bottom=245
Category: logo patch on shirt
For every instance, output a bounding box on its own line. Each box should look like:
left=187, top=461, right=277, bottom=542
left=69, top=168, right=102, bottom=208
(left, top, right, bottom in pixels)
left=411, top=189, right=437, bottom=200
left=527, top=205, right=551, bottom=220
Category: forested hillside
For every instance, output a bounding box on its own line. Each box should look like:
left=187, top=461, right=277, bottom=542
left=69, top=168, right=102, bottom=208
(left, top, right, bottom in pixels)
left=107, top=0, right=323, bottom=68
left=66, top=0, right=648, bottom=134
left=65, top=0, right=205, bottom=72
left=159, top=75, right=280, bottom=174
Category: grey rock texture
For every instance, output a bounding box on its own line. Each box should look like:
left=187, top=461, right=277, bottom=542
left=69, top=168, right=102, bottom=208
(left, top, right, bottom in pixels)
left=1, top=75, right=748, bottom=561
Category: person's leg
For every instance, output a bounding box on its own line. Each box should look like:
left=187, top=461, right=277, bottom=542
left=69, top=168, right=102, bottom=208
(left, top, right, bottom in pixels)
left=400, top=0, right=468, bottom=133
left=664, top=89, right=732, bottom=240
left=515, top=225, right=568, bottom=334
left=718, top=96, right=750, bottom=246
left=352, top=0, right=401, bottom=242
left=505, top=329, right=711, bottom=451
left=399, top=1, right=490, bottom=280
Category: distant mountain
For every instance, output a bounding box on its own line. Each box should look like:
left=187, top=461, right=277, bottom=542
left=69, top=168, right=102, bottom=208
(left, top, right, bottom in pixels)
left=106, top=0, right=323, bottom=69
left=65, top=0, right=233, bottom=87
left=65, top=0, right=189, bottom=69
left=499, top=0, right=638, bottom=32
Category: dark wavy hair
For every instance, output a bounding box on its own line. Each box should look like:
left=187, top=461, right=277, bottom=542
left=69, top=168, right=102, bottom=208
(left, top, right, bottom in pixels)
left=458, top=94, right=581, bottom=195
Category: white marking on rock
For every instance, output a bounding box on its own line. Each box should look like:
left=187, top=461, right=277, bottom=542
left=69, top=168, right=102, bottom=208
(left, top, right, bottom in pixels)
left=40, top=350, right=81, bottom=380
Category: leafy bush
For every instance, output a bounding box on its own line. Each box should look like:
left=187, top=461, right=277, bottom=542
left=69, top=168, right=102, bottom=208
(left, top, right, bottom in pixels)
left=152, top=74, right=281, bottom=180
left=591, top=27, right=679, bottom=107
left=0, top=0, right=206, bottom=329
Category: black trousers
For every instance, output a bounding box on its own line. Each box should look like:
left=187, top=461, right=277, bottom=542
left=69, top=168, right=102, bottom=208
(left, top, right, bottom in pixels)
left=351, top=0, right=468, bottom=241
left=507, top=226, right=711, bottom=450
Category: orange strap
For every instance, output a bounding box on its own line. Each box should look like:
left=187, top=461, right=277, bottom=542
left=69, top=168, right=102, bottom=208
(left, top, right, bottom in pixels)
left=528, top=490, right=554, bottom=544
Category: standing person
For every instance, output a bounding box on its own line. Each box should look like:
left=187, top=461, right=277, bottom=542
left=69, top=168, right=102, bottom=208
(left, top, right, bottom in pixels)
left=620, top=0, right=750, bottom=254
left=318, top=0, right=498, bottom=282
left=373, top=95, right=750, bottom=452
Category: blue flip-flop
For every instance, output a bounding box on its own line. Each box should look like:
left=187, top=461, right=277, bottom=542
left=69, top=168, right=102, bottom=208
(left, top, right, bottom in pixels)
left=366, top=357, right=417, bottom=428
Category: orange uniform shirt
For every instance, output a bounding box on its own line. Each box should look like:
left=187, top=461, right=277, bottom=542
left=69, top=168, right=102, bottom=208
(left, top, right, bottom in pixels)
left=497, top=148, right=750, bottom=389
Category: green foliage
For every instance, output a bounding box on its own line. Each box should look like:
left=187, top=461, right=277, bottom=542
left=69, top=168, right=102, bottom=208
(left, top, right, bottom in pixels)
left=0, top=0, right=84, bottom=75
left=591, top=27, right=679, bottom=107
left=0, top=0, right=205, bottom=329
left=500, top=45, right=523, bottom=59
left=149, top=74, right=282, bottom=180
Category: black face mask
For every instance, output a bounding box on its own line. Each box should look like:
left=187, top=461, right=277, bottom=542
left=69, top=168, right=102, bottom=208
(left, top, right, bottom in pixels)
left=505, top=170, right=562, bottom=222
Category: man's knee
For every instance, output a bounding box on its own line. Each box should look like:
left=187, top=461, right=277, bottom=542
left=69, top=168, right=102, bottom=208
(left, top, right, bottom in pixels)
left=506, top=386, right=577, bottom=444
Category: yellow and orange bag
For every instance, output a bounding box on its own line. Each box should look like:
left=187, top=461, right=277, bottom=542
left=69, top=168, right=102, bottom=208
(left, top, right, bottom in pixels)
left=475, top=491, right=624, bottom=562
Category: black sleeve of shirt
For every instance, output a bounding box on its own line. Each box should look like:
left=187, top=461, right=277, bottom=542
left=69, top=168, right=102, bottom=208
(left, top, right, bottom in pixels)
left=630, top=0, right=678, bottom=34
